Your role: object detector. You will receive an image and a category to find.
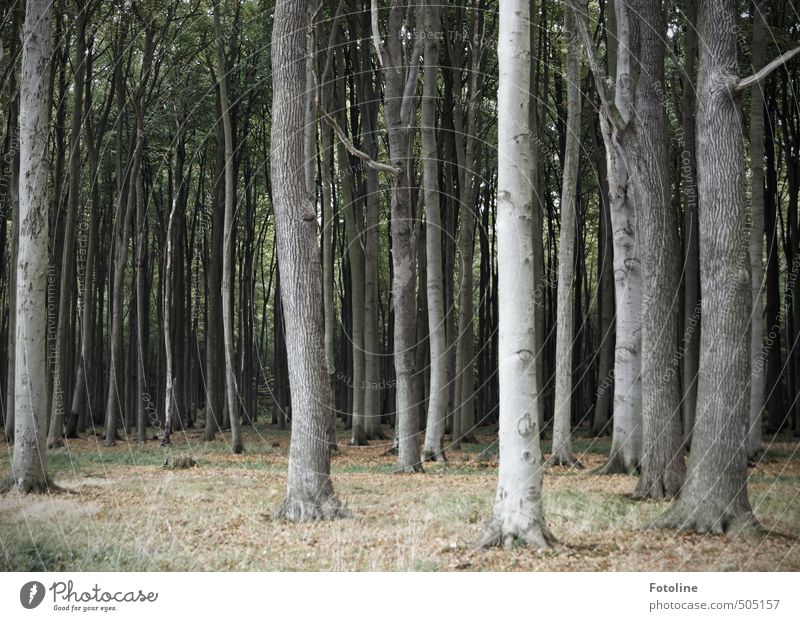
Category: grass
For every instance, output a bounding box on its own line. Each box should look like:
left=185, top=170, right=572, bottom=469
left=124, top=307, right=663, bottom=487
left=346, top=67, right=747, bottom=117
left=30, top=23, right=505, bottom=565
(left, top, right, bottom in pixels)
left=1, top=422, right=798, bottom=571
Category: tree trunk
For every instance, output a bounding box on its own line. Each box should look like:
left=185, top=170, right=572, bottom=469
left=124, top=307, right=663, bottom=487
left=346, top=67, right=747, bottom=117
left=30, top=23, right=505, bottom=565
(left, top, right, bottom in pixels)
left=214, top=0, right=243, bottom=453
left=629, top=0, right=685, bottom=499
left=656, top=0, right=757, bottom=534
left=11, top=0, right=55, bottom=491
left=271, top=0, right=347, bottom=521
left=748, top=0, right=767, bottom=457
left=549, top=7, right=582, bottom=468
left=421, top=1, right=447, bottom=462
left=48, top=0, right=87, bottom=447
left=478, top=0, right=552, bottom=549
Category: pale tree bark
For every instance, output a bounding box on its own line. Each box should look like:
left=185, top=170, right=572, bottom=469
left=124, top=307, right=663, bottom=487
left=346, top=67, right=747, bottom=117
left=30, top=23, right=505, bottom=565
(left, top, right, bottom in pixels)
left=4, top=100, right=19, bottom=443
left=747, top=0, right=767, bottom=459
left=421, top=1, right=447, bottom=462
left=477, top=0, right=553, bottom=549
left=548, top=7, right=583, bottom=468
left=214, top=0, right=243, bottom=454
left=628, top=0, right=685, bottom=500
left=574, top=0, right=642, bottom=474
left=272, top=0, right=348, bottom=521
left=656, top=0, right=757, bottom=534
left=372, top=0, right=424, bottom=472
left=11, top=0, right=55, bottom=491
left=48, top=0, right=88, bottom=448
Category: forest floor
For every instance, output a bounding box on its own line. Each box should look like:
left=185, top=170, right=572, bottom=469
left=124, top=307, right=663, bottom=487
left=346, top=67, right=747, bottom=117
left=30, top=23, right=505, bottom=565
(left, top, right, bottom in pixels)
left=1, top=421, right=799, bottom=571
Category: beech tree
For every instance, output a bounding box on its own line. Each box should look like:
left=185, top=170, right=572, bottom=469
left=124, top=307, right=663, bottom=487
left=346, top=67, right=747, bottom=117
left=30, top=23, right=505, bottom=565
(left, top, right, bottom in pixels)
left=271, top=0, right=347, bottom=521
left=478, top=0, right=552, bottom=549
left=10, top=0, right=55, bottom=492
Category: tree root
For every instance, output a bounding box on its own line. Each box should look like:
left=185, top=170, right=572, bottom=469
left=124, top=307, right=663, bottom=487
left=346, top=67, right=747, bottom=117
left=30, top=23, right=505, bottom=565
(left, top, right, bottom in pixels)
left=0, top=477, right=67, bottom=495
left=421, top=449, right=447, bottom=463
left=632, top=472, right=682, bottom=501
left=545, top=453, right=584, bottom=469
left=649, top=504, right=762, bottom=536
left=593, top=452, right=639, bottom=475
left=274, top=493, right=352, bottom=522
left=394, top=461, right=424, bottom=473
left=474, top=517, right=556, bottom=550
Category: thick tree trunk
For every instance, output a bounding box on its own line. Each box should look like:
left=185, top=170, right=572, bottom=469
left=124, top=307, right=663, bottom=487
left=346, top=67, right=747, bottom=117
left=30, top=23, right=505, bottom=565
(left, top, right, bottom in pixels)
left=421, top=1, right=447, bottom=462
left=629, top=0, right=685, bottom=500
left=271, top=0, right=347, bottom=521
left=11, top=0, right=55, bottom=491
left=549, top=7, right=582, bottom=469
left=656, top=0, right=757, bottom=534
left=478, top=0, right=552, bottom=549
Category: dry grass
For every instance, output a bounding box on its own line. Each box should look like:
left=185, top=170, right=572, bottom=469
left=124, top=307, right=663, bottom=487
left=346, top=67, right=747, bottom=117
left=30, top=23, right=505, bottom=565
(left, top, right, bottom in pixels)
left=1, top=422, right=798, bottom=571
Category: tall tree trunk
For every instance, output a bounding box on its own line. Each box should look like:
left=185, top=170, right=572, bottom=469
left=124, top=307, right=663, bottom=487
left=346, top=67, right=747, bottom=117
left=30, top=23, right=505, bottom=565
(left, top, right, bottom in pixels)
left=478, top=0, right=552, bottom=549
left=48, top=0, right=88, bottom=447
left=656, top=0, right=757, bottom=534
left=271, top=0, right=346, bottom=521
left=629, top=0, right=685, bottom=500
left=11, top=0, right=55, bottom=491
left=748, top=0, right=767, bottom=457
left=421, top=1, right=447, bottom=462
left=549, top=7, right=583, bottom=468
left=214, top=0, right=243, bottom=453
left=373, top=0, right=424, bottom=472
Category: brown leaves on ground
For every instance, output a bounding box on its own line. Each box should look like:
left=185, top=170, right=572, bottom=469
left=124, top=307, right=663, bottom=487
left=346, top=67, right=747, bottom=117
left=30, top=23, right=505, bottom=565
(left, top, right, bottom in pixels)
left=0, top=425, right=798, bottom=571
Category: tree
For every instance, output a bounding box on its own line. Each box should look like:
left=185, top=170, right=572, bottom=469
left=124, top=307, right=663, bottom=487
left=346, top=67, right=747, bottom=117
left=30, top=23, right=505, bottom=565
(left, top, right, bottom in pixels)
left=421, top=0, right=447, bottom=462
left=214, top=0, right=243, bottom=454
left=271, top=0, right=347, bottom=521
left=10, top=0, right=55, bottom=492
left=371, top=0, right=424, bottom=473
left=548, top=6, right=583, bottom=469
left=573, top=0, right=642, bottom=474
left=477, top=0, right=552, bottom=549
left=655, top=0, right=800, bottom=533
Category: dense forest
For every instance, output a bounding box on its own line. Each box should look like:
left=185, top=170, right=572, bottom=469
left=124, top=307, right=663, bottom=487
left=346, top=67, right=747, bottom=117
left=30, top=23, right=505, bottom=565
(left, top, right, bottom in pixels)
left=1, top=0, right=799, bottom=571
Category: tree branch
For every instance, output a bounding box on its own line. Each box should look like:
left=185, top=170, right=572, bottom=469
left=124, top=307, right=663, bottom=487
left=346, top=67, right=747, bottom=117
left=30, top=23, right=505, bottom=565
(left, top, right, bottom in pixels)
left=370, top=0, right=386, bottom=67
left=567, top=0, right=626, bottom=132
left=736, top=46, right=800, bottom=92
left=312, top=72, right=400, bottom=179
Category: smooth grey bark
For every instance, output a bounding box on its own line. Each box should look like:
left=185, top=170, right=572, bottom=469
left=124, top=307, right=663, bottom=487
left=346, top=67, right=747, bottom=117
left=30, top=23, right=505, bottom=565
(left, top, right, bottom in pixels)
left=549, top=7, right=583, bottom=468
left=575, top=0, right=642, bottom=474
left=421, top=1, right=447, bottom=462
left=11, top=0, right=55, bottom=491
left=628, top=0, right=685, bottom=500
left=271, top=0, right=347, bottom=521
left=747, top=0, right=767, bottom=459
left=478, top=0, right=552, bottom=549
left=4, top=108, right=18, bottom=443
left=372, top=0, right=424, bottom=472
left=214, top=0, right=243, bottom=454
left=48, top=0, right=87, bottom=448
left=656, top=0, right=757, bottom=534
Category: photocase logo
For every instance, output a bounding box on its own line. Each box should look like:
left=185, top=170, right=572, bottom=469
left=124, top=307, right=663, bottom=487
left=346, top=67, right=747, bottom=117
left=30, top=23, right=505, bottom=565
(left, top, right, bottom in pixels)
left=20, top=581, right=45, bottom=609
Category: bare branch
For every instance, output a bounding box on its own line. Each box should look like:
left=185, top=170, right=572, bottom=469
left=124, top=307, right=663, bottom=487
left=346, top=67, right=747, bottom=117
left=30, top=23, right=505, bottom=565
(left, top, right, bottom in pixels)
left=371, top=0, right=386, bottom=67
left=567, top=0, right=626, bottom=132
left=736, top=46, right=800, bottom=92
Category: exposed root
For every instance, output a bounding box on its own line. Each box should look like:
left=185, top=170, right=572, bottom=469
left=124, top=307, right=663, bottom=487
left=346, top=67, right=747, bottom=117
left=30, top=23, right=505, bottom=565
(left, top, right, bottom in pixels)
left=1, top=477, right=66, bottom=495
left=421, top=449, right=447, bottom=463
left=474, top=517, right=556, bottom=550
left=545, top=453, right=584, bottom=469
left=366, top=429, right=387, bottom=440
left=593, top=451, right=639, bottom=475
left=274, top=493, right=352, bottom=522
left=394, top=461, right=424, bottom=473
left=650, top=504, right=762, bottom=536
left=632, top=472, right=682, bottom=501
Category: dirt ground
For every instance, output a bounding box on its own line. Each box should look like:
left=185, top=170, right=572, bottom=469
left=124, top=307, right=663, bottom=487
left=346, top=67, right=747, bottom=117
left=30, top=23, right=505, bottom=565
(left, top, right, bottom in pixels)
left=1, top=423, right=798, bottom=571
